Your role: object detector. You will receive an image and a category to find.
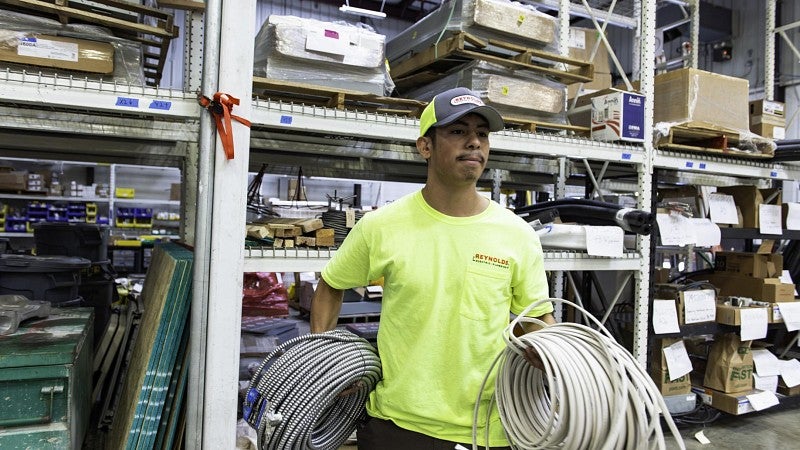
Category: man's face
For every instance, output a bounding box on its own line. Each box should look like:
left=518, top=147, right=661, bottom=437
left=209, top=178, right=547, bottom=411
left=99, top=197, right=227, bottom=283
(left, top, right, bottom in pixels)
left=423, top=113, right=491, bottom=186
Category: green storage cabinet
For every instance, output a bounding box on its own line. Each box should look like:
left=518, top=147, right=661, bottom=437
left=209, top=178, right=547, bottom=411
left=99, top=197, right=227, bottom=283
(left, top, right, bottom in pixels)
left=0, top=308, right=93, bottom=450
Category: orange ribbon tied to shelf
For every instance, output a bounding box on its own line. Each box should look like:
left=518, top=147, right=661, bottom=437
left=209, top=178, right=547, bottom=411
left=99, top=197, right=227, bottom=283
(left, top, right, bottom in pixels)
left=198, top=92, right=252, bottom=160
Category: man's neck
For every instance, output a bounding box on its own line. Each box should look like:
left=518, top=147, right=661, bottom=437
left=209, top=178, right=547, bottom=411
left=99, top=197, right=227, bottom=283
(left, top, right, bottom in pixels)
left=421, top=185, right=489, bottom=217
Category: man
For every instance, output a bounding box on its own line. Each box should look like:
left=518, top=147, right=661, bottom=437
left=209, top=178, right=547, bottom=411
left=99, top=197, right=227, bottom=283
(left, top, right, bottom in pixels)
left=310, top=87, right=554, bottom=449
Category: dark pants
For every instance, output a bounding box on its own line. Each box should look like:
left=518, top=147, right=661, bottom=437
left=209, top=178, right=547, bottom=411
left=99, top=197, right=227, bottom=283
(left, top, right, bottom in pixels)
left=356, top=416, right=511, bottom=450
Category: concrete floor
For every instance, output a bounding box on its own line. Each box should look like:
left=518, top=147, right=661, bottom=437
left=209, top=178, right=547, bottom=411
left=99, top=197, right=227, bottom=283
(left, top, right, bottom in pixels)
left=337, top=406, right=800, bottom=449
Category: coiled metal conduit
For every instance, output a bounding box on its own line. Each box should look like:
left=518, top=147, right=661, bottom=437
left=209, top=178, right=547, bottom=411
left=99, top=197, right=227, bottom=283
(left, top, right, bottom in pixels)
left=244, top=329, right=382, bottom=449
left=474, top=298, right=686, bottom=450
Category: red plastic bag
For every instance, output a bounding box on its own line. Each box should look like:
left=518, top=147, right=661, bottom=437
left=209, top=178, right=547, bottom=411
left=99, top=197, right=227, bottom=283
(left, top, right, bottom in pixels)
left=242, top=272, right=289, bottom=317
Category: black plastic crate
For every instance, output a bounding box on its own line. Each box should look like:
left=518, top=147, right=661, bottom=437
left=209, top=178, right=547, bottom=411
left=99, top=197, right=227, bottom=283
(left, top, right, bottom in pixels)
left=0, top=254, right=91, bottom=303
left=33, top=222, right=108, bottom=262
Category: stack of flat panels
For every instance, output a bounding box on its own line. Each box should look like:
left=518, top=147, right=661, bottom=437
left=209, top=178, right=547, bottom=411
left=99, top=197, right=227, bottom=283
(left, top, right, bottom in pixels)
left=254, top=15, right=392, bottom=96
left=386, top=0, right=558, bottom=64
left=108, top=242, right=193, bottom=449
left=400, top=61, right=567, bottom=124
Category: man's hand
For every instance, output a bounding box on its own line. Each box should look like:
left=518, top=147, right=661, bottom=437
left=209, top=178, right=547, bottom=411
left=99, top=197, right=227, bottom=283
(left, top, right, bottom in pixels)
left=522, top=346, right=545, bottom=372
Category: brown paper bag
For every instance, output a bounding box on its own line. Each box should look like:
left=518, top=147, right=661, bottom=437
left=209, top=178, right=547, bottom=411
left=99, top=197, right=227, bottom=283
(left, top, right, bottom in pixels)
left=703, top=333, right=753, bottom=393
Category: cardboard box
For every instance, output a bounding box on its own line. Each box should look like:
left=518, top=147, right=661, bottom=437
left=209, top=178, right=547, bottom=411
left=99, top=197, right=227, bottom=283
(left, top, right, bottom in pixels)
left=0, top=170, right=28, bottom=191
left=778, top=380, right=800, bottom=396
left=170, top=183, right=181, bottom=201
left=716, top=186, right=782, bottom=228
left=714, top=251, right=783, bottom=278
left=568, top=72, right=613, bottom=100
left=692, top=386, right=757, bottom=415
left=651, top=337, right=683, bottom=369
left=714, top=302, right=770, bottom=326
left=750, top=121, right=786, bottom=140
left=650, top=367, right=692, bottom=395
left=0, top=33, right=114, bottom=74
left=653, top=68, right=749, bottom=131
left=749, top=99, right=785, bottom=126
left=707, top=273, right=794, bottom=303
left=589, top=90, right=646, bottom=142
left=568, top=27, right=611, bottom=74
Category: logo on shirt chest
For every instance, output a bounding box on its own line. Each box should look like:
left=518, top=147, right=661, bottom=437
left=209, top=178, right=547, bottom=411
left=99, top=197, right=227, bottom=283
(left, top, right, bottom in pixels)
left=472, top=253, right=510, bottom=269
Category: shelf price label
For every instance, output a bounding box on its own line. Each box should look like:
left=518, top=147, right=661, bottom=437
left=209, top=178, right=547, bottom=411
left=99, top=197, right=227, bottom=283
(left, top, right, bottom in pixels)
left=280, top=115, right=293, bottom=125
left=684, top=161, right=694, bottom=168
left=116, top=96, right=140, bottom=108
left=771, top=171, right=778, bottom=178
left=149, top=100, right=172, bottom=111
left=698, top=163, right=707, bottom=169
left=620, top=153, right=631, bottom=161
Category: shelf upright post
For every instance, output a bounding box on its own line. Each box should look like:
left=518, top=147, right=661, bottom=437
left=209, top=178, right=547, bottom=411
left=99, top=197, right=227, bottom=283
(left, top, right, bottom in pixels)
left=551, top=156, right=568, bottom=319
left=185, top=10, right=205, bottom=92
left=633, top=0, right=657, bottom=368
left=766, top=0, right=777, bottom=101
left=689, top=0, right=699, bottom=69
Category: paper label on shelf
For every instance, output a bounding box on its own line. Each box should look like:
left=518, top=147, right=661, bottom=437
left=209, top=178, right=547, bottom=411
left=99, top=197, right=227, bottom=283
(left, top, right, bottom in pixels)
left=681, top=289, right=716, bottom=324
left=752, top=349, right=781, bottom=376
left=690, top=218, right=721, bottom=247
left=781, top=359, right=800, bottom=388
left=585, top=226, right=623, bottom=257
left=785, top=203, right=800, bottom=230
left=778, top=302, right=800, bottom=332
left=746, top=390, right=779, bottom=411
left=753, top=373, right=778, bottom=393
left=663, top=340, right=692, bottom=380
left=652, top=299, right=680, bottom=334
left=656, top=213, right=693, bottom=246
left=568, top=28, right=586, bottom=49
left=739, top=307, right=768, bottom=341
left=17, top=37, right=78, bottom=62
left=345, top=209, right=355, bottom=228
left=759, top=204, right=783, bottom=235
left=708, top=193, right=739, bottom=225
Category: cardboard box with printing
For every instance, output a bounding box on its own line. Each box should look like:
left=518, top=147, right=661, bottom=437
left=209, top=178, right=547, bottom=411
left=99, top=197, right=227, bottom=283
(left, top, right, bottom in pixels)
left=0, top=32, right=114, bottom=74
left=714, top=251, right=783, bottom=278
left=716, top=186, right=781, bottom=228
left=649, top=337, right=693, bottom=395
left=750, top=99, right=785, bottom=140
left=654, top=68, right=749, bottom=132
left=590, top=90, right=646, bottom=142
left=0, top=170, right=28, bottom=191
left=692, top=386, right=756, bottom=415
left=714, top=303, right=770, bottom=326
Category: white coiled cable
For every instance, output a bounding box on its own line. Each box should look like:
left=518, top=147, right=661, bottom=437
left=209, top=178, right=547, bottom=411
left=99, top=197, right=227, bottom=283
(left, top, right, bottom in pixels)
left=244, top=329, right=382, bottom=450
left=474, top=298, right=686, bottom=450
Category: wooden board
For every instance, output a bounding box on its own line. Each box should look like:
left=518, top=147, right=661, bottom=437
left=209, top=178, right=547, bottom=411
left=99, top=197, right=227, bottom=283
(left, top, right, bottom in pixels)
left=390, top=32, right=594, bottom=85
left=253, top=77, right=427, bottom=117
left=107, top=242, right=193, bottom=449
left=656, top=124, right=774, bottom=159
left=503, top=115, right=591, bottom=136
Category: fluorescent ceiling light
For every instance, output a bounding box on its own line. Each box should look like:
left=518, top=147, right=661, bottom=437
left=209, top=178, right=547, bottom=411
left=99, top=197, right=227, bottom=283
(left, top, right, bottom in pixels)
left=339, top=5, right=387, bottom=19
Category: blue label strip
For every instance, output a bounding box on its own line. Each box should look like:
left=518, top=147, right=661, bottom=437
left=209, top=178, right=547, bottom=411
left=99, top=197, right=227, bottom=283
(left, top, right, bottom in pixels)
left=116, top=97, right=139, bottom=108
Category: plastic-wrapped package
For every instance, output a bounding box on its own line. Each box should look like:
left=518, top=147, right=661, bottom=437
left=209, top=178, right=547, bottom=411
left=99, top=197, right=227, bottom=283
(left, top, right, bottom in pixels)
left=242, top=272, right=290, bottom=317
left=400, top=61, right=567, bottom=124
left=387, top=0, right=559, bottom=64
left=254, top=15, right=393, bottom=96
left=0, top=9, right=144, bottom=85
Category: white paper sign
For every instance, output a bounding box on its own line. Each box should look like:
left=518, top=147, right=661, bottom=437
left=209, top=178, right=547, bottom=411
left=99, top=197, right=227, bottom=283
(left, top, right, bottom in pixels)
left=653, top=299, right=681, bottom=334
left=663, top=341, right=693, bottom=380
left=305, top=27, right=349, bottom=56
left=746, top=390, right=780, bottom=411
left=759, top=204, right=783, bottom=235
left=779, top=302, right=800, bottom=331
left=779, top=270, right=798, bottom=296
left=682, top=289, right=716, bottom=324
left=752, top=349, right=781, bottom=376
left=781, top=359, right=800, bottom=388
left=585, top=226, right=623, bottom=257
left=740, top=308, right=769, bottom=341
left=656, top=213, right=694, bottom=246
left=708, top=193, right=739, bottom=224
left=689, top=218, right=722, bottom=247
left=785, top=203, right=800, bottom=230
left=753, top=373, right=779, bottom=393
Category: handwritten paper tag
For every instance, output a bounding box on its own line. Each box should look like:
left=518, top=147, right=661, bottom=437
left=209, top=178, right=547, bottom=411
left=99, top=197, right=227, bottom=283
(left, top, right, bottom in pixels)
left=689, top=218, right=721, bottom=247
left=708, top=193, right=739, bottom=224
left=681, top=289, right=716, bottom=324
left=585, top=226, right=623, bottom=257
left=739, top=307, right=768, bottom=341
left=759, top=204, right=783, bottom=235
left=652, top=299, right=680, bottom=334
left=663, top=340, right=692, bottom=380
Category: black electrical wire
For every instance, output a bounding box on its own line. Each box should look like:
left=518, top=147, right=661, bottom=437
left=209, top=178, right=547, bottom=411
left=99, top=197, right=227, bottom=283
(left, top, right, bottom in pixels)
left=516, top=198, right=654, bottom=235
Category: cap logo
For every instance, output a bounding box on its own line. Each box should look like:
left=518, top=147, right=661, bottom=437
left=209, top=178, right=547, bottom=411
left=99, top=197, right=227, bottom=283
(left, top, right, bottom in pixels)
left=450, top=95, right=484, bottom=107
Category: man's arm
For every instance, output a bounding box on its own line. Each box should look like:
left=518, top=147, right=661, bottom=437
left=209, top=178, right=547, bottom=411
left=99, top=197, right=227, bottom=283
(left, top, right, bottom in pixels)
left=519, top=312, right=556, bottom=334
left=515, top=312, right=556, bottom=370
left=310, top=277, right=345, bottom=333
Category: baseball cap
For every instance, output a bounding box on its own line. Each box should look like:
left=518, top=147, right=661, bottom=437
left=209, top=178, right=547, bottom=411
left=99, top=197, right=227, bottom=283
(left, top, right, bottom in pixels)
left=418, top=87, right=504, bottom=137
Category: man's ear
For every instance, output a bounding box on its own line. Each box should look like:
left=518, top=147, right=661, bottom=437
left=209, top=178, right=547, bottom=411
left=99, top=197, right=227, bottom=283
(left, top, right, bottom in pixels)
left=416, top=136, right=431, bottom=160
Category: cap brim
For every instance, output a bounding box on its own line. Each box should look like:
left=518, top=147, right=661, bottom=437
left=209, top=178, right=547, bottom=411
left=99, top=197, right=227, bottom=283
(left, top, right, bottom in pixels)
left=435, top=105, right=505, bottom=132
